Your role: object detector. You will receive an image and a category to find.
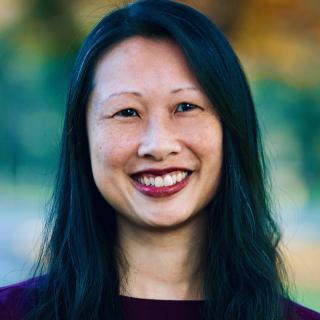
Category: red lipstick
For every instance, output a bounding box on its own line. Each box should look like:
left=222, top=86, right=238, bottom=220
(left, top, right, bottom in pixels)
left=131, top=171, right=192, bottom=198
left=132, top=167, right=190, bottom=176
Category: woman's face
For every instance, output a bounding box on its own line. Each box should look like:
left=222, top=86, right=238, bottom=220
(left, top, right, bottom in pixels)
left=87, top=36, right=223, bottom=229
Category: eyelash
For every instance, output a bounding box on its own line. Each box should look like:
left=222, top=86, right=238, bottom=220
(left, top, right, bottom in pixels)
left=114, top=102, right=199, bottom=117
left=176, top=102, right=198, bottom=113
left=115, top=108, right=138, bottom=117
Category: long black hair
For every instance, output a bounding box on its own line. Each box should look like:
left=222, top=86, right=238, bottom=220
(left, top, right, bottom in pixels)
left=26, top=0, right=289, bottom=319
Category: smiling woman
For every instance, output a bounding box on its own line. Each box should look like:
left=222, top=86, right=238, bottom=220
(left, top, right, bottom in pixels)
left=86, top=37, right=222, bottom=230
left=0, top=1, right=320, bottom=320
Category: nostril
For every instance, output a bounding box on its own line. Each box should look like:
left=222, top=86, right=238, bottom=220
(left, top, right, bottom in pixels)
left=137, top=147, right=182, bottom=161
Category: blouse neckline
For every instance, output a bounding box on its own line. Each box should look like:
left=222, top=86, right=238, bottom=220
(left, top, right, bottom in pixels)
left=119, top=295, right=204, bottom=303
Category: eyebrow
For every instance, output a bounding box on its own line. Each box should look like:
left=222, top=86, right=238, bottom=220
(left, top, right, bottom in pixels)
left=170, top=86, right=200, bottom=94
left=107, top=91, right=142, bottom=100
left=94, top=86, right=201, bottom=108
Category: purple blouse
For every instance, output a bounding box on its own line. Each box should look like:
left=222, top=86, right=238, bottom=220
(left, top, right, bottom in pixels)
left=1, top=277, right=319, bottom=320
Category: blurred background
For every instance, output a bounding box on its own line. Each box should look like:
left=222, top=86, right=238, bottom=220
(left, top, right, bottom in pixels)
left=0, top=0, right=319, bottom=311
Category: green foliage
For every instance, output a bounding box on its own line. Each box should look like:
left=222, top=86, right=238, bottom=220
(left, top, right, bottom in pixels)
left=0, top=38, right=75, bottom=180
left=253, top=79, right=320, bottom=206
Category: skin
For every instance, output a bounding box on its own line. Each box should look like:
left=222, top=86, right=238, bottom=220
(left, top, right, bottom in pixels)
left=86, top=36, right=223, bottom=300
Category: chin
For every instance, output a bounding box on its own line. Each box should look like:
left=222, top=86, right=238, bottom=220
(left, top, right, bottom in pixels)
left=140, top=209, right=198, bottom=230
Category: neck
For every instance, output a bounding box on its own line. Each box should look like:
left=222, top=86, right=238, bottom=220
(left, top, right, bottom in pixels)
left=117, top=213, right=206, bottom=300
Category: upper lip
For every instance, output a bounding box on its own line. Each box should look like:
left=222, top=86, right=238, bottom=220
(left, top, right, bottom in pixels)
left=131, top=167, right=192, bottom=176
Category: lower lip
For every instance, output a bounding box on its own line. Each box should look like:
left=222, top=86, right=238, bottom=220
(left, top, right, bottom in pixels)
left=131, top=173, right=192, bottom=198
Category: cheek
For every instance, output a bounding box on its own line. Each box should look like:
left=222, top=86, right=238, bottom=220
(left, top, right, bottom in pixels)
left=180, top=117, right=223, bottom=161
left=89, top=126, right=137, bottom=174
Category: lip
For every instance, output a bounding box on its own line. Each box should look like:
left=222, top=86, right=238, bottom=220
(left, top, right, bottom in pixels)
left=130, top=171, right=192, bottom=198
left=131, top=167, right=191, bottom=176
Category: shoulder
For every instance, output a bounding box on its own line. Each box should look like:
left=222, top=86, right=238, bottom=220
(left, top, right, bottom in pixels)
left=286, top=299, right=320, bottom=320
left=0, top=276, right=45, bottom=320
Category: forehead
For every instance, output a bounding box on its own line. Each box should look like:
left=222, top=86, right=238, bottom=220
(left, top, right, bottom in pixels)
left=92, top=35, right=198, bottom=89
left=95, top=35, right=185, bottom=68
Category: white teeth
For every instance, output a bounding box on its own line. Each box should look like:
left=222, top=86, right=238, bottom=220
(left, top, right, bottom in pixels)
left=164, top=174, right=173, bottom=186
left=154, top=176, right=164, bottom=187
left=136, top=171, right=189, bottom=187
left=144, top=176, right=150, bottom=186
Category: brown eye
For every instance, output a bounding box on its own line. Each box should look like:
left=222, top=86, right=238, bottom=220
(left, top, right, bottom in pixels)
left=115, top=108, right=139, bottom=117
left=176, top=102, right=198, bottom=113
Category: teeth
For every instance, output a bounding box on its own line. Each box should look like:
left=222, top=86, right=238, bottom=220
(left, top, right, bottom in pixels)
left=164, top=174, right=173, bottom=186
left=144, top=176, right=150, bottom=186
left=155, top=176, right=163, bottom=187
left=136, top=171, right=189, bottom=187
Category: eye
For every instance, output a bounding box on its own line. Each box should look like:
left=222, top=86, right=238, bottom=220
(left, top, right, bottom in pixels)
left=115, top=108, right=139, bottom=117
left=175, top=102, right=199, bottom=113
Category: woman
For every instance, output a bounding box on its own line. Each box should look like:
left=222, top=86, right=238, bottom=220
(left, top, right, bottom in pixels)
left=1, top=1, right=319, bottom=319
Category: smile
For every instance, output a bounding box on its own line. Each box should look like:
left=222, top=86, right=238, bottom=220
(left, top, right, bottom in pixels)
left=135, top=170, right=189, bottom=187
left=131, top=170, right=192, bottom=198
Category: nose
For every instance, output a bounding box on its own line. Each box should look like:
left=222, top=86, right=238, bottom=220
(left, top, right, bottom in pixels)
left=137, top=117, right=182, bottom=161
